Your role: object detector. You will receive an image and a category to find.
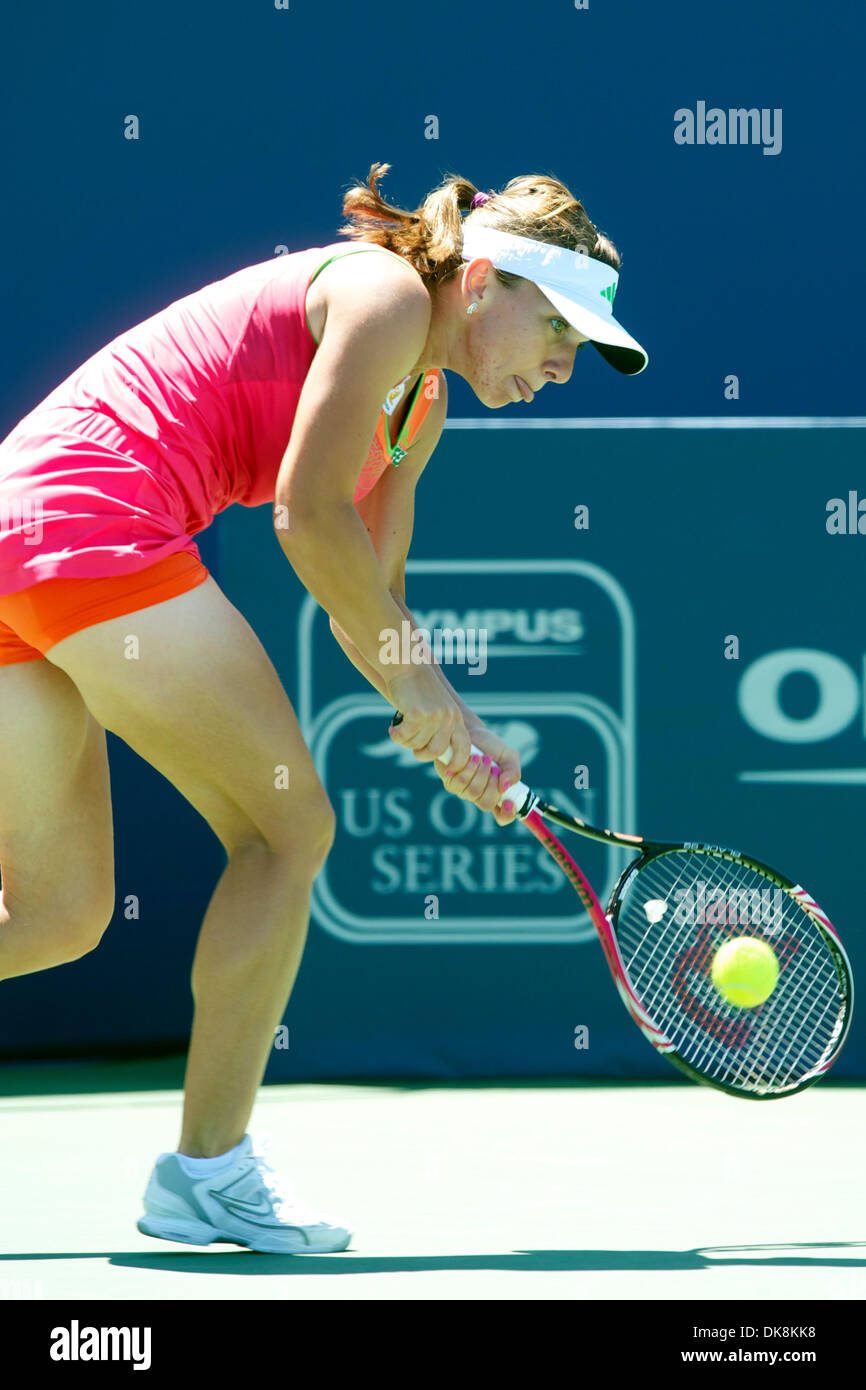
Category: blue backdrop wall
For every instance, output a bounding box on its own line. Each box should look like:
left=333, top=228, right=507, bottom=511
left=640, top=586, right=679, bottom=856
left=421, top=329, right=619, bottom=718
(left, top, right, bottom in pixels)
left=1, top=1, right=863, bottom=1079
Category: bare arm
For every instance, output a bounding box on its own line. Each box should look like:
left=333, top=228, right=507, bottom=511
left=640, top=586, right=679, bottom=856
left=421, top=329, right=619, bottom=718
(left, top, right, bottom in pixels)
left=320, top=366, right=519, bottom=806
left=327, top=369, right=451, bottom=702
left=274, top=256, right=432, bottom=687
left=330, top=594, right=481, bottom=734
left=390, top=594, right=483, bottom=732
left=328, top=621, right=391, bottom=699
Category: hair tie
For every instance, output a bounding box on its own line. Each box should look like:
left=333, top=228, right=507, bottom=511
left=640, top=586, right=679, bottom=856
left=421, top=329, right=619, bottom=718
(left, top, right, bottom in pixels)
left=470, top=191, right=491, bottom=209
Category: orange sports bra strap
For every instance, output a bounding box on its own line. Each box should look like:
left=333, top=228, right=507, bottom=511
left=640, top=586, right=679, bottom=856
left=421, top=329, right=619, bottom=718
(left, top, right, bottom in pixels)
left=403, top=373, right=442, bottom=448
left=377, top=371, right=442, bottom=466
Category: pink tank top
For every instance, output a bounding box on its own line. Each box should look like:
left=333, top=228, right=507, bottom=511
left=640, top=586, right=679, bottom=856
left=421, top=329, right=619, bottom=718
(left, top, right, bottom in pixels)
left=0, top=244, right=442, bottom=593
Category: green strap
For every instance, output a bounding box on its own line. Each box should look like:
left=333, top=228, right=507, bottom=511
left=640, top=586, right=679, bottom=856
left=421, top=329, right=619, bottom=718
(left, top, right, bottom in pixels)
left=305, top=247, right=396, bottom=345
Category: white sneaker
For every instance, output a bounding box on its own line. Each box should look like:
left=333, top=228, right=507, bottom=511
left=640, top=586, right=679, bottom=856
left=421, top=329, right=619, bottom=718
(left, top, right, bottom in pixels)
left=137, top=1133, right=352, bottom=1254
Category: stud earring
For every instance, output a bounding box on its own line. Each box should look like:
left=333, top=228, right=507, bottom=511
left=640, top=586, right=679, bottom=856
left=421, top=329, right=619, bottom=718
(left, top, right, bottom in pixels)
left=466, top=303, right=478, bottom=315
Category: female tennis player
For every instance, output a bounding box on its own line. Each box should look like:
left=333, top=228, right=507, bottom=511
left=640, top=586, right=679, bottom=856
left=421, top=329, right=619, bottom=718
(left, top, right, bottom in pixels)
left=0, top=164, right=647, bottom=1254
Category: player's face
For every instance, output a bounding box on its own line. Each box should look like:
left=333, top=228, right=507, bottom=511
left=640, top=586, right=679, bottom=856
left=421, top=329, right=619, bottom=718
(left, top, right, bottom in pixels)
left=461, top=267, right=590, bottom=407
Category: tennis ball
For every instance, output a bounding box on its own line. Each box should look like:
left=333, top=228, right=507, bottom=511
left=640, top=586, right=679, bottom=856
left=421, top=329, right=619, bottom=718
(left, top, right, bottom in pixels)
left=711, top=937, right=779, bottom=1008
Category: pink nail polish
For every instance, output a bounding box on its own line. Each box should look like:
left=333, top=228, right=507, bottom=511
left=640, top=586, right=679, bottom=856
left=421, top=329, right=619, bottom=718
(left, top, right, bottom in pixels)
left=471, top=753, right=481, bottom=763
left=482, top=755, right=491, bottom=766
left=502, top=779, right=511, bottom=791
left=503, top=800, right=514, bottom=814
left=492, top=765, right=500, bottom=777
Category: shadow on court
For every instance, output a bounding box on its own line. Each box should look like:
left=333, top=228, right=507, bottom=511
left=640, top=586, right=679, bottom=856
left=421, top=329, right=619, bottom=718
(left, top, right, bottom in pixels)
left=1, top=1243, right=864, bottom=1277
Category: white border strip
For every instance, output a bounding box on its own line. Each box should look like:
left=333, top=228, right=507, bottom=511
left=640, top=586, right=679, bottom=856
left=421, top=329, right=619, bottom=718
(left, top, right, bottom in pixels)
left=444, top=416, right=866, bottom=429
left=739, top=770, right=866, bottom=785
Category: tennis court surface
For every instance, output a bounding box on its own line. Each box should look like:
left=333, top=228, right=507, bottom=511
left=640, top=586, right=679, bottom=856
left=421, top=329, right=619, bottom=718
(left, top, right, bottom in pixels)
left=1, top=1060, right=863, bottom=1302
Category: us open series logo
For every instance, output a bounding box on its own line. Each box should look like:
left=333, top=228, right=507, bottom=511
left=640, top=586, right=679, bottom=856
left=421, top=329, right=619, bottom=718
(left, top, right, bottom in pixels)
left=298, top=561, right=637, bottom=944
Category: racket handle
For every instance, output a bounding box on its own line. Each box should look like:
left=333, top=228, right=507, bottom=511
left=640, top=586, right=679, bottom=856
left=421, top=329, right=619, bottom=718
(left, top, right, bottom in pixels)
left=390, top=712, right=536, bottom=817
left=440, top=744, right=535, bottom=816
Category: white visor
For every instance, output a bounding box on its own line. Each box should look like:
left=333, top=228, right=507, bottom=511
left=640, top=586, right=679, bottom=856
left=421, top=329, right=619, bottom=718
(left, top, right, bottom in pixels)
left=460, top=224, right=648, bottom=376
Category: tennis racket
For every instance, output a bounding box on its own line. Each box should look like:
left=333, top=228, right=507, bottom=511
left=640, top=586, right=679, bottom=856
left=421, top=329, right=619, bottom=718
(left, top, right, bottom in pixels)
left=389, top=713, right=853, bottom=1099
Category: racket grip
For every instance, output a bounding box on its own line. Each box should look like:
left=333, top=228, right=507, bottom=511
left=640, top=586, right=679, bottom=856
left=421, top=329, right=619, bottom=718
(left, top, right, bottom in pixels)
left=390, top=711, right=536, bottom=817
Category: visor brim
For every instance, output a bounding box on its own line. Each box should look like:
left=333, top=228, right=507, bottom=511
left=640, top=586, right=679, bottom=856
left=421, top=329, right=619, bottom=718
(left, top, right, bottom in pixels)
left=537, top=282, right=649, bottom=376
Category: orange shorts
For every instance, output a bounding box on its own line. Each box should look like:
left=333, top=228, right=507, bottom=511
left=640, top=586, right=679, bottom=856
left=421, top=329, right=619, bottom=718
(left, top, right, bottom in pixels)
left=0, top=551, right=210, bottom=665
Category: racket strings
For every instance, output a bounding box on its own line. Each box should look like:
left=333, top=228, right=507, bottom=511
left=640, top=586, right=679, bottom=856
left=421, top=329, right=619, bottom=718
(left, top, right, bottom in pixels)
left=714, top=926, right=840, bottom=1087
left=627, top=852, right=712, bottom=1000
left=674, top=918, right=837, bottom=1087
left=737, top=931, right=843, bottom=1088
left=657, top=884, right=839, bottom=1087
left=615, top=851, right=845, bottom=1095
left=689, top=919, right=828, bottom=1078
left=629, top=854, right=750, bottom=1041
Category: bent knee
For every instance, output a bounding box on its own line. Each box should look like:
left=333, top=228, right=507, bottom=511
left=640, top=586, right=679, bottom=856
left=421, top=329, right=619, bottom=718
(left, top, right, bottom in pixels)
left=270, top=796, right=336, bottom=869
left=230, top=793, right=337, bottom=870
left=27, top=891, right=115, bottom=968
left=62, top=893, right=115, bottom=960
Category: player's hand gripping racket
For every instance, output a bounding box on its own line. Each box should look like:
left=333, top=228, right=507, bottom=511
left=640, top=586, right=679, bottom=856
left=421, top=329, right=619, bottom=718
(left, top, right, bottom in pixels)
left=389, top=713, right=853, bottom=1099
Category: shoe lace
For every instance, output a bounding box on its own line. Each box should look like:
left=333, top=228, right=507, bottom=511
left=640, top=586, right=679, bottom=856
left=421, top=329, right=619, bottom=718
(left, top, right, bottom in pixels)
left=248, top=1133, right=324, bottom=1224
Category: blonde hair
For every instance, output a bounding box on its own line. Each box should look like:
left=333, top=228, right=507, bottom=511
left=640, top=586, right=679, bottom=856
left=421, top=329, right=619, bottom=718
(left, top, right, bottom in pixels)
left=338, top=162, right=622, bottom=294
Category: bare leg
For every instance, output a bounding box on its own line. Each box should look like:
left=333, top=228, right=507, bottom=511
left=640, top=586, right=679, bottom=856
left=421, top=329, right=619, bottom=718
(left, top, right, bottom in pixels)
left=0, top=660, right=114, bottom=978
left=177, top=844, right=324, bottom=1156
left=45, top=577, right=336, bottom=1157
